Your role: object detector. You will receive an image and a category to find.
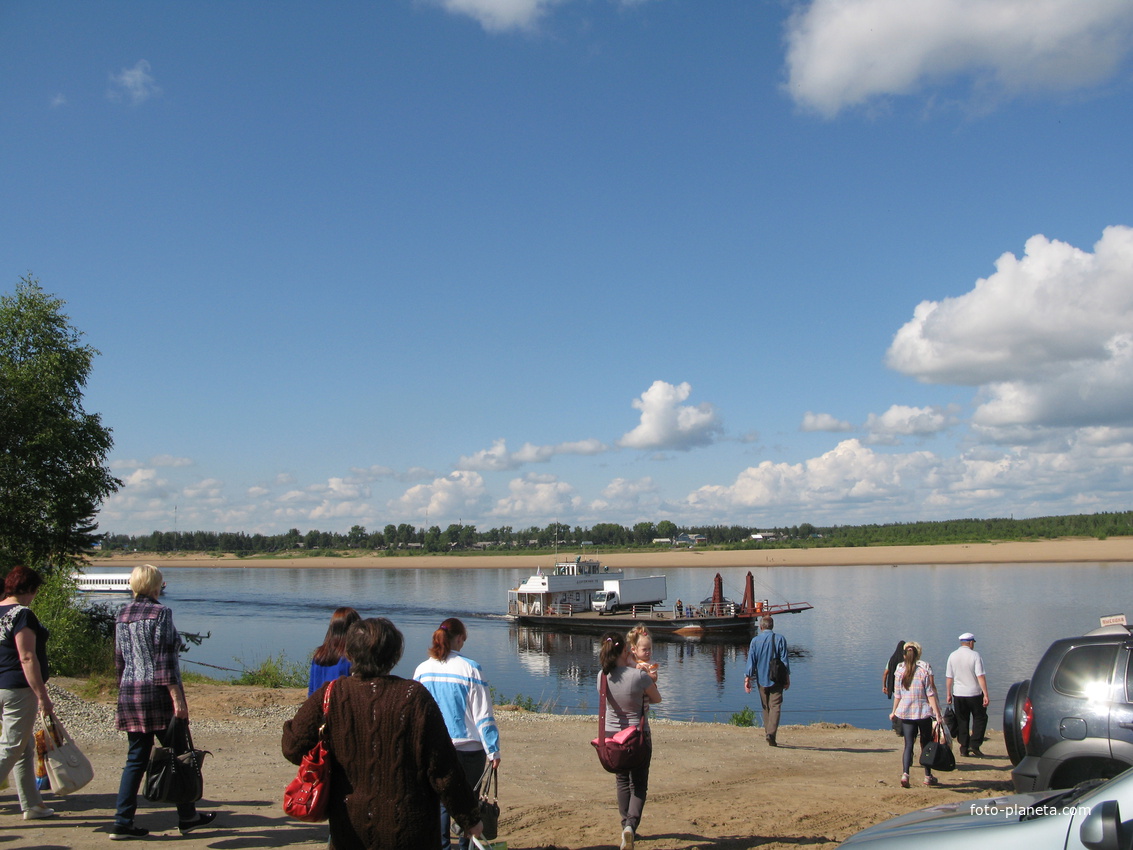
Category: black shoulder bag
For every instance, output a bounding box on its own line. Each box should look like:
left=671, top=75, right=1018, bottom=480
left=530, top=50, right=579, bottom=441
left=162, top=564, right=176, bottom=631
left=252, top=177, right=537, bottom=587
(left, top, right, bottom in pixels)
left=144, top=716, right=210, bottom=803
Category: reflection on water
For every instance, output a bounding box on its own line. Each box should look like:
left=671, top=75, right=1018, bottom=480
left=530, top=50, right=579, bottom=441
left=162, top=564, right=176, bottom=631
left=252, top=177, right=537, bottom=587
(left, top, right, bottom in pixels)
left=79, top=560, right=1133, bottom=728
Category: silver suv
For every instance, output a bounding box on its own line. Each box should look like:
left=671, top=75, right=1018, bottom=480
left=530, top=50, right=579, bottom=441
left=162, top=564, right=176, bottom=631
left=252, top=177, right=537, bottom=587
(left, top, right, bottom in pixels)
left=1007, top=625, right=1133, bottom=792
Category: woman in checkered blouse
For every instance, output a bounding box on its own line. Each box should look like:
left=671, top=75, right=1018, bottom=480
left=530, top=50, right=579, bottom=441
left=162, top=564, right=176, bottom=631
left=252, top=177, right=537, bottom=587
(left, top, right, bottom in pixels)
left=889, top=640, right=945, bottom=789
left=110, top=564, right=216, bottom=840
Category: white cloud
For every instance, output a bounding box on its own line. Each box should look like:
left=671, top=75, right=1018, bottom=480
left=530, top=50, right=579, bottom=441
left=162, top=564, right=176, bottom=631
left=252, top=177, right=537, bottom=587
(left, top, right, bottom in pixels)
left=801, top=411, right=854, bottom=432
left=618, top=380, right=722, bottom=451
left=588, top=476, right=660, bottom=515
left=113, top=455, right=192, bottom=471
left=887, top=226, right=1133, bottom=431
left=50, top=94, right=67, bottom=108
left=784, top=0, right=1133, bottom=117
left=424, top=0, right=559, bottom=32
left=108, top=60, right=161, bottom=105
left=183, top=478, right=225, bottom=505
left=688, top=439, right=938, bottom=515
left=117, top=468, right=172, bottom=498
left=687, top=431, right=1133, bottom=523
left=865, top=404, right=959, bottom=441
left=491, top=473, right=581, bottom=519
left=393, top=470, right=488, bottom=520
left=458, top=437, right=607, bottom=471
left=425, top=0, right=657, bottom=33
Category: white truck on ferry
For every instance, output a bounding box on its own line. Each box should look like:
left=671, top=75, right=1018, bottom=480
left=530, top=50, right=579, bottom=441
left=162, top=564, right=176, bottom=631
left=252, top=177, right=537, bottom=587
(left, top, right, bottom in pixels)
left=591, top=576, right=667, bottom=614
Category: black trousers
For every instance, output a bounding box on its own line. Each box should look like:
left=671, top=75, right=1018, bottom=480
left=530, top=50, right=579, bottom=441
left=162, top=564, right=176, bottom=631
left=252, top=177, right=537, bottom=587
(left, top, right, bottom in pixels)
left=953, top=695, right=987, bottom=748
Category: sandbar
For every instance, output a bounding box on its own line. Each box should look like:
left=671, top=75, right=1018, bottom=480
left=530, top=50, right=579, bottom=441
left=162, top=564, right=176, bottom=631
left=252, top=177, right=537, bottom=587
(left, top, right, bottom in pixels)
left=96, top=536, right=1133, bottom=570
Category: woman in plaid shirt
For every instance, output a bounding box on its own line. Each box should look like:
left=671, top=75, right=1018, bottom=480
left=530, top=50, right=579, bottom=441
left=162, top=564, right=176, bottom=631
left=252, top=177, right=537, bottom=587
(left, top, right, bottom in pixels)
left=889, top=640, right=944, bottom=788
left=110, top=564, right=216, bottom=840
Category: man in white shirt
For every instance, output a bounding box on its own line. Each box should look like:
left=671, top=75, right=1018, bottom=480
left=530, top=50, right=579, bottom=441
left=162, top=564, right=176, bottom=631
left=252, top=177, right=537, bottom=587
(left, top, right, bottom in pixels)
left=946, top=632, right=989, bottom=757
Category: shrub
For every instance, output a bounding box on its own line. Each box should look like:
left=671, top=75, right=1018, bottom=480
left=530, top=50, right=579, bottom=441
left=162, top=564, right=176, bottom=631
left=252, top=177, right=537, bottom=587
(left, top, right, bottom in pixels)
left=729, top=706, right=756, bottom=727
left=31, top=569, right=115, bottom=676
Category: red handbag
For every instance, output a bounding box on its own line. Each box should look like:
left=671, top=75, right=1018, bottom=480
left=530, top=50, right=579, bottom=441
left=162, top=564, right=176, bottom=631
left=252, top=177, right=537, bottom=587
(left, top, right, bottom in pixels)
left=590, top=674, right=650, bottom=773
left=283, top=681, right=335, bottom=821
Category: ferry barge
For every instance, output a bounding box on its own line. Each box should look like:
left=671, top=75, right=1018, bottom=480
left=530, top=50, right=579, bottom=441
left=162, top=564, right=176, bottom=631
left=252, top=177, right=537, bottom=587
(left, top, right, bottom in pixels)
left=506, top=558, right=811, bottom=638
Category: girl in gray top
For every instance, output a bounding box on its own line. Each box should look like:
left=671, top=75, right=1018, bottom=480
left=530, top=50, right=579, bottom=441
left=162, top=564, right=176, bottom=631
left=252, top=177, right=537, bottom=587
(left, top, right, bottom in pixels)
left=598, top=631, right=662, bottom=850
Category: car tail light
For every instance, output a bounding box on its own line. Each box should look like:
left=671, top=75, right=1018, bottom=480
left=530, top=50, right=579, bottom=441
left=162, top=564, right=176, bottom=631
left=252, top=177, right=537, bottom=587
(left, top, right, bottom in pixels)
left=1021, top=696, right=1034, bottom=747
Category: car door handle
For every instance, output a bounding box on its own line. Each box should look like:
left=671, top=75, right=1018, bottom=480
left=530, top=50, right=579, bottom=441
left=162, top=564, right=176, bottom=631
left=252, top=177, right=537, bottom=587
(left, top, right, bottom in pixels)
left=1118, top=722, right=1133, bottom=729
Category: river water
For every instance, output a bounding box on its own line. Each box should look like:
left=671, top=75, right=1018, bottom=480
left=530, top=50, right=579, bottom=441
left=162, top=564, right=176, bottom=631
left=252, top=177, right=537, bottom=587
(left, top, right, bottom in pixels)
left=80, top=561, right=1132, bottom=729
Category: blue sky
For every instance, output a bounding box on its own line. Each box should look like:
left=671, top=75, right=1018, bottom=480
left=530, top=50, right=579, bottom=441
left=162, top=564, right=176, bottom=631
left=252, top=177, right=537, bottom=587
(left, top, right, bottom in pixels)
left=3, top=0, right=1132, bottom=537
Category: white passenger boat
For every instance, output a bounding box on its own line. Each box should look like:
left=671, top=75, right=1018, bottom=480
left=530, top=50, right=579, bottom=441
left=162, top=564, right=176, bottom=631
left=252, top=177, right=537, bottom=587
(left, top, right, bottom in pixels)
left=73, top=569, right=165, bottom=594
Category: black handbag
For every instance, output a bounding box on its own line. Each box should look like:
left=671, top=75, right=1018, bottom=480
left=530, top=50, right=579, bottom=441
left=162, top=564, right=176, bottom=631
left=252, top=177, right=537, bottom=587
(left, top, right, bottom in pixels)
left=474, top=761, right=500, bottom=840
left=919, top=720, right=956, bottom=772
left=144, top=717, right=209, bottom=804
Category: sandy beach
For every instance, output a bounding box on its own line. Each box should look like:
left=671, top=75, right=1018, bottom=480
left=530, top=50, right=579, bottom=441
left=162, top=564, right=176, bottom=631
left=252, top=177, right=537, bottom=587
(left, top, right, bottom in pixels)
left=95, top=536, right=1133, bottom=571
left=6, top=680, right=1016, bottom=850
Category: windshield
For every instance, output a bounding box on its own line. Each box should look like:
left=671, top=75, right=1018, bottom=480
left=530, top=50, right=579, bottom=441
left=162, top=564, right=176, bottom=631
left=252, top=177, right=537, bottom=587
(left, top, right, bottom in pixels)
left=1020, top=775, right=1119, bottom=820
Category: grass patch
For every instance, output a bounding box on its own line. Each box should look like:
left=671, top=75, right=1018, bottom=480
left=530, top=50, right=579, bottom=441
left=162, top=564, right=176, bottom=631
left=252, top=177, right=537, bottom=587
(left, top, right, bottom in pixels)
left=232, top=652, right=308, bottom=688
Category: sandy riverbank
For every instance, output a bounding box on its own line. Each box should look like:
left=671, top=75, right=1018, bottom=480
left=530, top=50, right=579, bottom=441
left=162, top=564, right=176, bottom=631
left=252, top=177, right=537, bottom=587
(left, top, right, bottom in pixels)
left=93, top=536, right=1133, bottom=570
left=5, top=680, right=1016, bottom=850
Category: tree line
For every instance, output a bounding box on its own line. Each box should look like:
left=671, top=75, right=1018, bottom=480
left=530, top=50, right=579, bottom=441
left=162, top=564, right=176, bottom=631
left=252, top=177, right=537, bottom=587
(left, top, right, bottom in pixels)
left=103, top=510, right=1133, bottom=556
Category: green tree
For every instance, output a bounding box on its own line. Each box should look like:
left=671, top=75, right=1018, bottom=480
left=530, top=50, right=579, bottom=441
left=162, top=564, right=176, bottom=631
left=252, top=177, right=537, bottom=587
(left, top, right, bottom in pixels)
left=632, top=521, right=657, bottom=545
left=347, top=524, right=367, bottom=548
left=0, top=276, right=121, bottom=571
left=656, top=520, right=678, bottom=539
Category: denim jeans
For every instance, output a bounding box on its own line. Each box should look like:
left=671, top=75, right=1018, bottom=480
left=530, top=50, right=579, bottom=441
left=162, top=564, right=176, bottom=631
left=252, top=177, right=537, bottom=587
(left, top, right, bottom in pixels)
left=114, top=724, right=198, bottom=827
left=0, top=686, right=45, bottom=812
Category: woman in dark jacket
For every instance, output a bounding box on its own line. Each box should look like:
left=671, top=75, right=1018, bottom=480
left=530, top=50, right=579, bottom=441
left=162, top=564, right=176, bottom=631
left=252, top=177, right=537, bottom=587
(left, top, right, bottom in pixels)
left=111, top=564, right=215, bottom=840
left=283, top=617, right=484, bottom=850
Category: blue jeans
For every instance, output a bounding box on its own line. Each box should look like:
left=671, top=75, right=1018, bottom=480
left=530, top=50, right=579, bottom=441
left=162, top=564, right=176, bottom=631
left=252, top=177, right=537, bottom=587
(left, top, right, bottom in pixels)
left=114, top=725, right=198, bottom=827
left=441, top=748, right=485, bottom=850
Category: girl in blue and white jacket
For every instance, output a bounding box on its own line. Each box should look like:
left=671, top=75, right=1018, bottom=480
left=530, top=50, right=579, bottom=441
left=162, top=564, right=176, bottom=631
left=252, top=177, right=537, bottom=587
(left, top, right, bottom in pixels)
left=413, top=617, right=500, bottom=850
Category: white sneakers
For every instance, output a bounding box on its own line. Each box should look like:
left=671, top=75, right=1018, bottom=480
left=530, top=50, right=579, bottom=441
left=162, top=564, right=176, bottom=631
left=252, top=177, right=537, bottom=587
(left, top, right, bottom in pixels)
left=620, top=825, right=635, bottom=850
left=24, top=805, right=56, bottom=820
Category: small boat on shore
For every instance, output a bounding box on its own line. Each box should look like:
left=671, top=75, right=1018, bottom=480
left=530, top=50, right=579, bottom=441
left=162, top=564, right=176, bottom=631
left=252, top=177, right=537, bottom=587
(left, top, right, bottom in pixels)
left=506, top=560, right=812, bottom=638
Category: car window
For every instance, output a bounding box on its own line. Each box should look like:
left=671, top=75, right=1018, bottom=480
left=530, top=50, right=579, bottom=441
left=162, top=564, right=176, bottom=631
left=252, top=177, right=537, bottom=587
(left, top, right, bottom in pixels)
left=1053, top=644, right=1118, bottom=697
left=1125, top=650, right=1133, bottom=702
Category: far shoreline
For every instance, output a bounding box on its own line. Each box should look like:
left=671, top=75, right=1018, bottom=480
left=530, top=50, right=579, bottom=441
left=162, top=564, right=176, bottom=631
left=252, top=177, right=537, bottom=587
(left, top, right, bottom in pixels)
left=93, top=536, right=1133, bottom=570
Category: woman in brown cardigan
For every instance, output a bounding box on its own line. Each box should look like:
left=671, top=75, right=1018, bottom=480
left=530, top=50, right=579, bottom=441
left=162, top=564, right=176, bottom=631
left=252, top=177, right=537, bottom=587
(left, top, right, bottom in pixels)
left=283, top=617, right=484, bottom=849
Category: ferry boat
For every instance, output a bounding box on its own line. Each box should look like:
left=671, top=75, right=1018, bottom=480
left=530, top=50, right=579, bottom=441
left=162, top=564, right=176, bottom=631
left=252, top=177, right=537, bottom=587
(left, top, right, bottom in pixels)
left=507, top=561, right=811, bottom=638
left=73, top=569, right=165, bottom=594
